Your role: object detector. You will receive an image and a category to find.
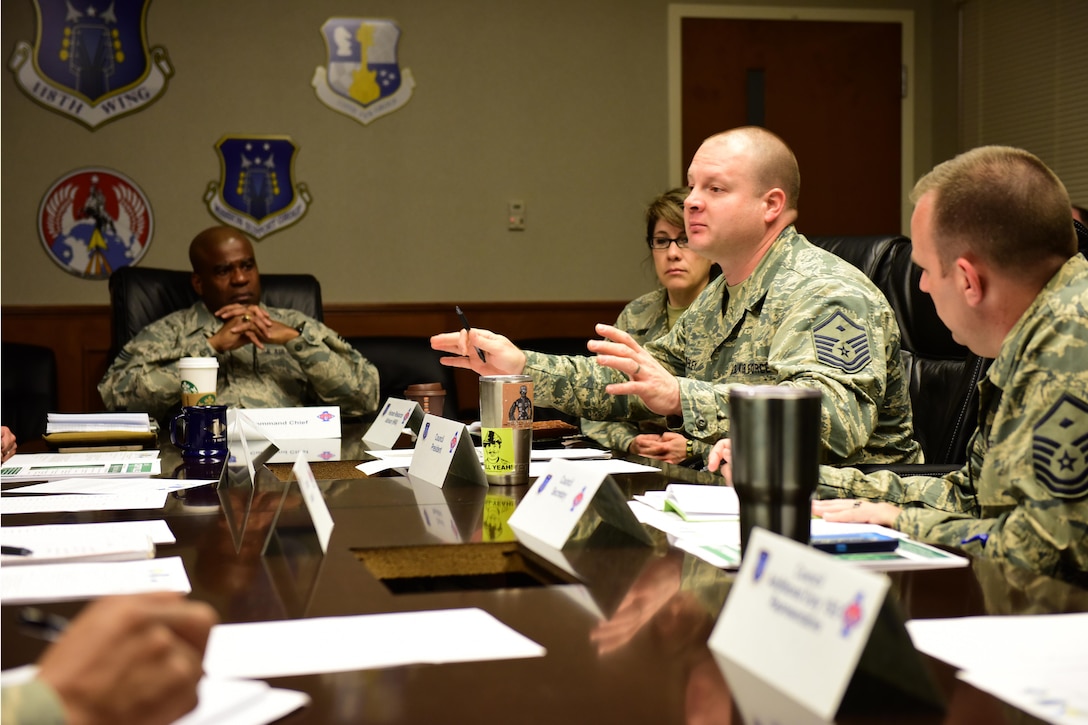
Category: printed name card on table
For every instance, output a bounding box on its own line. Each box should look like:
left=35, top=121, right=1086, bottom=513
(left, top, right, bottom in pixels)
left=233, top=407, right=342, bottom=441
left=263, top=452, right=335, bottom=556
left=362, top=398, right=424, bottom=448
left=407, top=414, right=486, bottom=488
left=708, top=528, right=943, bottom=722
left=507, top=458, right=652, bottom=551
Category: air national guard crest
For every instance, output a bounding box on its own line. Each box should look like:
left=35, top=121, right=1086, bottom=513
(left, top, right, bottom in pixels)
left=204, top=135, right=311, bottom=240
left=312, top=18, right=415, bottom=126
left=9, top=0, right=172, bottom=129
left=38, top=167, right=153, bottom=280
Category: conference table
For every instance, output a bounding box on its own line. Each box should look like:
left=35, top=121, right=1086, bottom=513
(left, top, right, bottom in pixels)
left=2, top=425, right=1086, bottom=724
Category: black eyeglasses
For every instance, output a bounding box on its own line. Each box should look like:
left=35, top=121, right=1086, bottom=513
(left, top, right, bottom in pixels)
left=646, top=236, right=689, bottom=250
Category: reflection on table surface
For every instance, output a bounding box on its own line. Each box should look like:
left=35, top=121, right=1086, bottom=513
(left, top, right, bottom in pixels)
left=2, top=423, right=1086, bottom=724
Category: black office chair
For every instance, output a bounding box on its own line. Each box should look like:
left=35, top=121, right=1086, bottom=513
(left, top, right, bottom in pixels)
left=107, top=265, right=324, bottom=361
left=346, top=336, right=459, bottom=419
left=808, top=235, right=990, bottom=470
left=1, top=342, right=59, bottom=442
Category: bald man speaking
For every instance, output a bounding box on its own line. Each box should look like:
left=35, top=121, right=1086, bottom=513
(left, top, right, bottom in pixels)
left=100, top=226, right=378, bottom=422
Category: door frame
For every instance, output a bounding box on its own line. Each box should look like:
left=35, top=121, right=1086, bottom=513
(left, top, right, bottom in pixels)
left=667, top=4, right=916, bottom=233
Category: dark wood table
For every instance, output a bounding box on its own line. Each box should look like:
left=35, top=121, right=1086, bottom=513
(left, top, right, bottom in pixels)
left=3, top=432, right=1086, bottom=724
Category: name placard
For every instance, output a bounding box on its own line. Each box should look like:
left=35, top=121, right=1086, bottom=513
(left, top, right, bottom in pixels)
left=362, top=398, right=423, bottom=448
left=507, top=458, right=651, bottom=550
left=408, top=414, right=486, bottom=488
left=233, top=407, right=342, bottom=441
left=709, top=528, right=942, bottom=721
left=291, top=452, right=334, bottom=554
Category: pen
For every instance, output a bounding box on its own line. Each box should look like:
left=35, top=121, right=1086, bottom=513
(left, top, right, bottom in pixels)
left=1, top=545, right=33, bottom=556
left=960, top=533, right=989, bottom=547
left=454, top=305, right=487, bottom=363
left=18, top=607, right=69, bottom=642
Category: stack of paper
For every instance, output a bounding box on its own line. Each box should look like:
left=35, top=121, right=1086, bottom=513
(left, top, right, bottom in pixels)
left=43, top=413, right=156, bottom=451
left=46, top=412, right=152, bottom=434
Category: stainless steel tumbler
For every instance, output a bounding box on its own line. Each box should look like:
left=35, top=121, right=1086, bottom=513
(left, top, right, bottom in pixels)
left=728, top=385, right=822, bottom=555
left=479, top=375, right=533, bottom=485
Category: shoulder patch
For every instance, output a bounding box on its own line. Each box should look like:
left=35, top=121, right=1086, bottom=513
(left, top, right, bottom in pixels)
left=812, top=311, right=872, bottom=373
left=1033, top=393, right=1088, bottom=499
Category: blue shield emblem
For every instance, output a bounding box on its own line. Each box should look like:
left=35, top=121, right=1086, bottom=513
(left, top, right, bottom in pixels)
left=312, top=18, right=416, bottom=126
left=37, top=167, right=154, bottom=280
left=8, top=0, right=173, bottom=128
left=204, top=135, right=311, bottom=240
left=1033, top=394, right=1088, bottom=499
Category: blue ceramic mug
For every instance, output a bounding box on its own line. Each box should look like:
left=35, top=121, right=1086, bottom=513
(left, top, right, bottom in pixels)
left=170, top=405, right=228, bottom=459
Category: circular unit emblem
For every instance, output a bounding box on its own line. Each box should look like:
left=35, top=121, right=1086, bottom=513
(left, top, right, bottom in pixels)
left=37, top=167, right=153, bottom=280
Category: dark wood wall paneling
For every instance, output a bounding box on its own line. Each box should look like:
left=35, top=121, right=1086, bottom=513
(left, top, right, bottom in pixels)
left=2, top=301, right=626, bottom=417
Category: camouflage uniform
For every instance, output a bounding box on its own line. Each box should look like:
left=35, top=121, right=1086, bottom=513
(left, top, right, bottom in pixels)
left=580, top=288, right=711, bottom=462
left=99, top=302, right=379, bottom=422
left=1, top=679, right=65, bottom=724
left=524, top=226, right=921, bottom=465
left=818, top=255, right=1088, bottom=583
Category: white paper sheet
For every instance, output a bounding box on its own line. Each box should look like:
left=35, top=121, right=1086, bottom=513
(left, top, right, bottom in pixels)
left=0, top=491, right=168, bottom=515
left=0, top=519, right=176, bottom=545
left=12, top=477, right=215, bottom=494
left=0, top=556, right=191, bottom=604
left=175, top=678, right=311, bottom=725
left=355, top=459, right=401, bottom=475
left=0, top=531, right=155, bottom=565
left=1, top=450, right=161, bottom=482
left=529, top=457, right=657, bottom=477
left=529, top=447, right=612, bottom=460
left=0, top=667, right=309, bottom=725
left=907, top=613, right=1088, bottom=725
left=204, top=607, right=545, bottom=679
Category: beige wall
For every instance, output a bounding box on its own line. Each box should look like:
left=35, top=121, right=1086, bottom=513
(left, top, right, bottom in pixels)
left=2, top=0, right=952, bottom=306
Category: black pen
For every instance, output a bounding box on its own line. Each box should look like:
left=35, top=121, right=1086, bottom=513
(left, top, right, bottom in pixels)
left=1, top=545, right=33, bottom=556
left=19, top=607, right=69, bottom=642
left=454, top=305, right=487, bottom=363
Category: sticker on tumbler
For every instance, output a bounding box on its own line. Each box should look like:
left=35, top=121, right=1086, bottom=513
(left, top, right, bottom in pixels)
left=481, top=428, right=515, bottom=475
left=502, top=381, right=534, bottom=429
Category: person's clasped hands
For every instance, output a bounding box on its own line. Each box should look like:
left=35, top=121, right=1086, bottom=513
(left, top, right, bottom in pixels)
left=208, top=303, right=300, bottom=353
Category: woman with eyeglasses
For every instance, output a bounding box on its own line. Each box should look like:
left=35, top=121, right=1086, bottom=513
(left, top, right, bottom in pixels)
left=581, top=187, right=717, bottom=465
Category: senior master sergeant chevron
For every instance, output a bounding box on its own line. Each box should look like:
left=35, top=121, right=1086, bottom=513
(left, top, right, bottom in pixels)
left=99, top=226, right=379, bottom=423
left=432, top=127, right=921, bottom=466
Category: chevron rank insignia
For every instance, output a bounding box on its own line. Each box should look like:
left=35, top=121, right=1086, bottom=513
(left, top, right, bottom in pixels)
left=812, top=311, right=872, bottom=373
left=1033, top=393, right=1088, bottom=500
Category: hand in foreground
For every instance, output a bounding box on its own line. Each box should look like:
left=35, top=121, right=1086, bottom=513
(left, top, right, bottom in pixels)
left=1, top=425, right=16, bottom=462
left=36, top=593, right=218, bottom=725
left=706, top=438, right=732, bottom=485
left=209, top=304, right=299, bottom=352
left=811, top=498, right=902, bottom=527
left=587, top=324, right=681, bottom=417
left=628, top=432, right=689, bottom=464
left=430, top=328, right=527, bottom=376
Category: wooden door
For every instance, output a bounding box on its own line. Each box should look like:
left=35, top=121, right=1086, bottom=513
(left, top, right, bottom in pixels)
left=681, top=18, right=902, bottom=235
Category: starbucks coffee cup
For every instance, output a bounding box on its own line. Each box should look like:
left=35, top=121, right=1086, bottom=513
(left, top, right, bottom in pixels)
left=178, top=357, right=219, bottom=407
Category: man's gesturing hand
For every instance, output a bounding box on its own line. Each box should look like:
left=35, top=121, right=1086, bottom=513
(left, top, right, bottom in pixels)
left=588, top=324, right=681, bottom=417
